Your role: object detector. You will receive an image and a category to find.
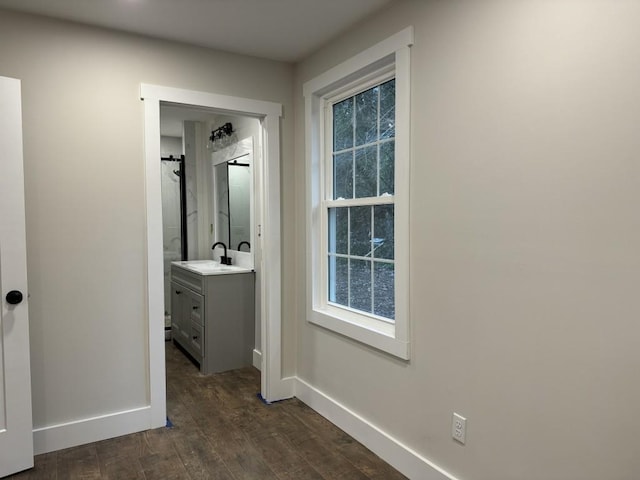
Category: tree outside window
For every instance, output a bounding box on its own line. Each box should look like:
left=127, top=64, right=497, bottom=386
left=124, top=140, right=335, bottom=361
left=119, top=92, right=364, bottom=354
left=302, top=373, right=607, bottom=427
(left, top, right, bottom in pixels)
left=327, top=79, right=396, bottom=321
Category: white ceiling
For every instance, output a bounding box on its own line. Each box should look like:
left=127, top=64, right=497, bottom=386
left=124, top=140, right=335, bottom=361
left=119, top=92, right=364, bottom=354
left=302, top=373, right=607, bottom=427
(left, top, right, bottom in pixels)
left=0, top=0, right=394, bottom=62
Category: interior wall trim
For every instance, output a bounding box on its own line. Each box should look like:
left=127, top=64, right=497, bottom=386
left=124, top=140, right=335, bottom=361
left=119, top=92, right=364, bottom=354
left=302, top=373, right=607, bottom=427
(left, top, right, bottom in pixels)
left=294, top=378, right=459, bottom=480
left=32, top=406, right=151, bottom=455
left=253, top=348, right=262, bottom=370
left=141, top=83, right=292, bottom=430
left=33, top=373, right=459, bottom=479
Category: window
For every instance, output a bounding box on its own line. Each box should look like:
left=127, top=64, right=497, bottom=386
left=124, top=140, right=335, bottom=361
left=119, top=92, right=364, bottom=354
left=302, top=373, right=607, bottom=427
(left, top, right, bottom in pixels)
left=304, top=27, right=413, bottom=359
left=327, top=78, right=396, bottom=320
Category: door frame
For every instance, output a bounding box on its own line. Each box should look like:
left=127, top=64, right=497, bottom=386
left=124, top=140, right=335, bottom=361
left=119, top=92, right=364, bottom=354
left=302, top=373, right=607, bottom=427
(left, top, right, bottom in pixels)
left=141, top=84, right=292, bottom=428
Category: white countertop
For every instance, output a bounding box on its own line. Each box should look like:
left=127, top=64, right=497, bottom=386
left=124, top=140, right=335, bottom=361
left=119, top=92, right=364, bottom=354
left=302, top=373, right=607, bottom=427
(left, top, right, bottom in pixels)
left=171, top=260, right=253, bottom=276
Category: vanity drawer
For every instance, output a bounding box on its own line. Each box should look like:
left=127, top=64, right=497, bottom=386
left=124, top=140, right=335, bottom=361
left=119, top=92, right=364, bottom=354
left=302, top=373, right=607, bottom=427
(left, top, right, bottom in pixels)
left=190, top=323, right=204, bottom=359
left=171, top=279, right=204, bottom=363
left=171, top=265, right=205, bottom=294
left=189, top=294, right=204, bottom=326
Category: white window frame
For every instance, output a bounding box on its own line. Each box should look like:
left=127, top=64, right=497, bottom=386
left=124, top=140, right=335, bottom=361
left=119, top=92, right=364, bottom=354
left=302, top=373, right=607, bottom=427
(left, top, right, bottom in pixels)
left=304, top=27, right=413, bottom=360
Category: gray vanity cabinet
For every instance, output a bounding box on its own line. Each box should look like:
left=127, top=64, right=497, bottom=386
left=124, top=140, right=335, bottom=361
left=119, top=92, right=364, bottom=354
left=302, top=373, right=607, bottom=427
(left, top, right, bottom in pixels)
left=170, top=265, right=255, bottom=374
left=171, top=281, right=204, bottom=362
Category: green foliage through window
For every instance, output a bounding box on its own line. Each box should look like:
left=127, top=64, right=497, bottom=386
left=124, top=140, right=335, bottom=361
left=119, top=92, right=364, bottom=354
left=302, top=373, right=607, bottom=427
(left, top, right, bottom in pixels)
left=328, top=78, right=396, bottom=321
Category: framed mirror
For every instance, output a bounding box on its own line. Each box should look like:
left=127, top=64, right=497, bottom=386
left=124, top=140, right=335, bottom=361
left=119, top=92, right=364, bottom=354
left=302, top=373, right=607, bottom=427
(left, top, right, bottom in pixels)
left=212, top=137, right=253, bottom=252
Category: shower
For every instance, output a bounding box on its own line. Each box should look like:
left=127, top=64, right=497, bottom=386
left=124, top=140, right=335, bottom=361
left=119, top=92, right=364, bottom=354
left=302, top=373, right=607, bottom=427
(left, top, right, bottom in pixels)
left=161, top=154, right=187, bottom=339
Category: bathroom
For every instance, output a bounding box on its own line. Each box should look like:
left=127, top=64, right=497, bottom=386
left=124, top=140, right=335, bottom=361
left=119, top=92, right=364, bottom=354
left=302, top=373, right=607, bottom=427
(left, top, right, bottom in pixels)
left=160, top=104, right=261, bottom=372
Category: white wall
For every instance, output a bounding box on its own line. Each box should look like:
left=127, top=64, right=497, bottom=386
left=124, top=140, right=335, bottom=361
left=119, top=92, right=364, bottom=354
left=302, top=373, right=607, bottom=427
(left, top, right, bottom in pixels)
left=0, top=8, right=294, bottom=448
left=160, top=136, right=182, bottom=157
left=294, top=1, right=640, bottom=479
left=208, top=114, right=260, bottom=150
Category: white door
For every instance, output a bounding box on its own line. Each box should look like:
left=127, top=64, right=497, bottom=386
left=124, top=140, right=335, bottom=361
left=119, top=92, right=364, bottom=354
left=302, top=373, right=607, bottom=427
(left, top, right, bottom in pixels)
left=0, top=76, right=34, bottom=477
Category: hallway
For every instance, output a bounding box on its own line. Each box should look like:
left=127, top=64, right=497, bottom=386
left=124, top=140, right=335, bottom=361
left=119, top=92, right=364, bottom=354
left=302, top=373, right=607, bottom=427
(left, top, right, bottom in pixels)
left=8, top=343, right=406, bottom=479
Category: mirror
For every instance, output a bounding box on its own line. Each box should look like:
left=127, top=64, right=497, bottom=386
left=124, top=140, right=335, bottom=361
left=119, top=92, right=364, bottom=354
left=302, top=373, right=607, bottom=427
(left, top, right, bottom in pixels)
left=213, top=137, right=253, bottom=252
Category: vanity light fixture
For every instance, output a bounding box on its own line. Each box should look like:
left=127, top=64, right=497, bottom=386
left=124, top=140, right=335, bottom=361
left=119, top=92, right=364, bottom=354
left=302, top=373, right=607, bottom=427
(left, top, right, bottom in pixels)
left=207, top=122, right=235, bottom=151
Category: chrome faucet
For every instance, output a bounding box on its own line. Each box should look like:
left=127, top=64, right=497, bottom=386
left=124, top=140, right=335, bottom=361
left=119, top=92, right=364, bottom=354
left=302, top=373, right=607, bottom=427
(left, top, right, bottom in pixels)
left=211, top=241, right=232, bottom=265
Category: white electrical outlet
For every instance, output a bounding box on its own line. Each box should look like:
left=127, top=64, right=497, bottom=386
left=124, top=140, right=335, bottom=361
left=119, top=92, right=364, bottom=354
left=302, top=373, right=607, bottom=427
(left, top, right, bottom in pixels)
left=452, top=413, right=467, bottom=444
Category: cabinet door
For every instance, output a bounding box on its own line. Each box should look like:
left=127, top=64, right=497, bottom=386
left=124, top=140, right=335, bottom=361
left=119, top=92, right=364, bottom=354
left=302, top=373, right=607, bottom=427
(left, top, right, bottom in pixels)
left=189, top=322, right=204, bottom=359
left=170, top=281, right=188, bottom=342
left=189, top=293, right=203, bottom=327
left=188, top=292, right=204, bottom=360
left=172, top=281, right=205, bottom=362
left=0, top=75, right=34, bottom=478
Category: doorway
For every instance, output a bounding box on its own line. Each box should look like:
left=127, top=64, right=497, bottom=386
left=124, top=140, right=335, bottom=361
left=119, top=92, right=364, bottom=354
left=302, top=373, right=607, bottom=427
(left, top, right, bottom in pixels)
left=141, top=85, right=292, bottom=429
left=159, top=105, right=260, bottom=364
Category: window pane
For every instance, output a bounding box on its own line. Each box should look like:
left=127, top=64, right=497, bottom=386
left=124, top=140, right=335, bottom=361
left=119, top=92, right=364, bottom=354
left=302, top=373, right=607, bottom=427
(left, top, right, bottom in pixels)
left=328, top=207, right=348, bottom=255
left=350, top=206, right=371, bottom=257
left=333, top=98, right=353, bottom=151
left=329, top=256, right=348, bottom=307
left=334, top=151, right=353, bottom=199
left=373, top=205, right=394, bottom=260
left=380, top=79, right=395, bottom=140
left=326, top=77, right=398, bottom=325
left=379, top=140, right=394, bottom=196
left=355, top=145, right=377, bottom=198
left=373, top=262, right=395, bottom=319
left=355, top=86, right=379, bottom=146
left=350, top=259, right=372, bottom=313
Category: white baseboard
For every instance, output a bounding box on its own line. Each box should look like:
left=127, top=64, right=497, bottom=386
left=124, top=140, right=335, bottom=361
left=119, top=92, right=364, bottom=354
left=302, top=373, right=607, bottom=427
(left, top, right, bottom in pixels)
left=32, top=376, right=458, bottom=480
left=272, top=375, right=296, bottom=402
left=294, top=378, right=459, bottom=480
left=253, top=348, right=262, bottom=370
left=33, top=406, right=153, bottom=455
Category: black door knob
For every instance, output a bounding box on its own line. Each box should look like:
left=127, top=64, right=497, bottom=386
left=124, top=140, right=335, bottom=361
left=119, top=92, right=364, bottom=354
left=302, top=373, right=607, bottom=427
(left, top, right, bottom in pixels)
left=6, top=290, right=23, bottom=305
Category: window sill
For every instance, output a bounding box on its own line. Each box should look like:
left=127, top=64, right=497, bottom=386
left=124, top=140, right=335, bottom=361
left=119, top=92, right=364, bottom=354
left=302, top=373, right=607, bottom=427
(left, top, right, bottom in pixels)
left=309, top=307, right=410, bottom=360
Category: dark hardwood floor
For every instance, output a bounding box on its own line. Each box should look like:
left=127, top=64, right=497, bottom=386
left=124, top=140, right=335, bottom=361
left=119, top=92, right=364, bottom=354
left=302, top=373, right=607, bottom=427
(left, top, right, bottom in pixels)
left=9, top=341, right=407, bottom=479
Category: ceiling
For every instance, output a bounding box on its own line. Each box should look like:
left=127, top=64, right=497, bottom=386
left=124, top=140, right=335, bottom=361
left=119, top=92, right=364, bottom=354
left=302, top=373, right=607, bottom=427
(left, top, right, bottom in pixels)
left=0, top=0, right=394, bottom=62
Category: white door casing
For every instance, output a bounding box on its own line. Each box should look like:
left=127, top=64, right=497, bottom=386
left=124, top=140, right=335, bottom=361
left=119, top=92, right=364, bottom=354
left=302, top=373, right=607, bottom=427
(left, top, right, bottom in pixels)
left=141, top=84, right=293, bottom=428
left=0, top=76, right=34, bottom=477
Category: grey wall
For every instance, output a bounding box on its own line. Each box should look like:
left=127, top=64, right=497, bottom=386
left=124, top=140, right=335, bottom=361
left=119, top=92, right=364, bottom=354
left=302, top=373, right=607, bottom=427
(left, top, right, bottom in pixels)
left=293, top=1, right=640, bottom=479
left=0, top=8, right=294, bottom=430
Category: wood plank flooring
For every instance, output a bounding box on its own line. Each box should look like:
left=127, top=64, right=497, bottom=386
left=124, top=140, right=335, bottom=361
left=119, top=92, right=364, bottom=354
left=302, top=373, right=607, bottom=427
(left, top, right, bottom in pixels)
left=8, top=341, right=407, bottom=479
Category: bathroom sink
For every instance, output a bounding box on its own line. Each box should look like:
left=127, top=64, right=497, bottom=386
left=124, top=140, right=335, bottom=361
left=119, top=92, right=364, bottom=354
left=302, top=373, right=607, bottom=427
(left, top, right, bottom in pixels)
left=172, top=260, right=251, bottom=276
